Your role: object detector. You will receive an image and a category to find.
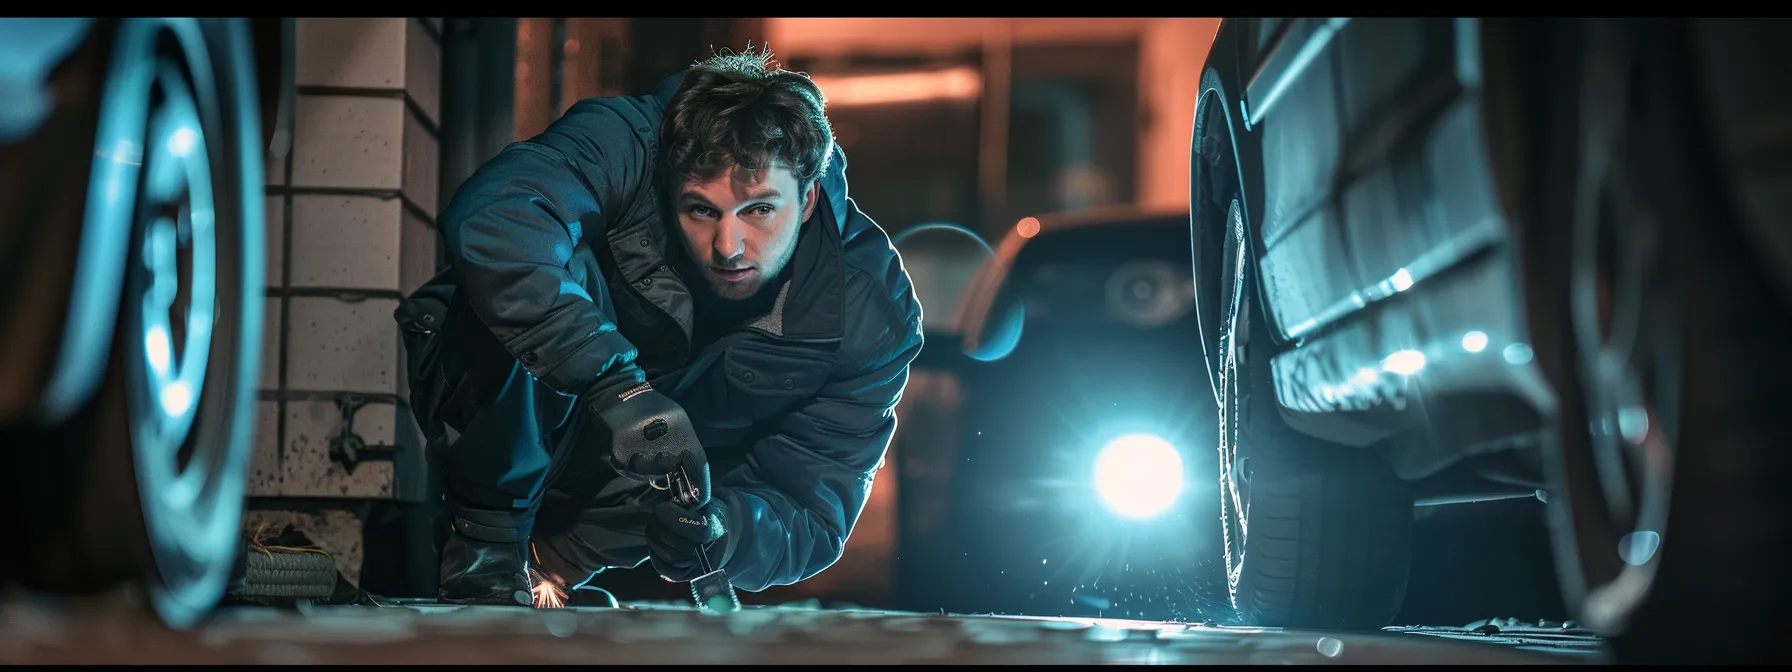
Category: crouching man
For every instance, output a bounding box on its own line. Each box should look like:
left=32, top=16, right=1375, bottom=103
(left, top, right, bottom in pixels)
left=395, top=47, right=923, bottom=605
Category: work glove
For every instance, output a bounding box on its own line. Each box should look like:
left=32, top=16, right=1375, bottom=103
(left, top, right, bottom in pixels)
left=584, top=370, right=712, bottom=507
left=646, top=494, right=728, bottom=583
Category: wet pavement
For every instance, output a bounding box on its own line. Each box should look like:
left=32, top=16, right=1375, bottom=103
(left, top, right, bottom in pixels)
left=0, top=591, right=1607, bottom=665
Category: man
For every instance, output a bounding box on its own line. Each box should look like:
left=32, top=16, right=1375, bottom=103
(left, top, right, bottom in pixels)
left=394, top=47, right=923, bottom=606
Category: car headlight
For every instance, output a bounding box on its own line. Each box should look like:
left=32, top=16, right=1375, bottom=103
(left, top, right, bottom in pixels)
left=1092, top=433, right=1184, bottom=520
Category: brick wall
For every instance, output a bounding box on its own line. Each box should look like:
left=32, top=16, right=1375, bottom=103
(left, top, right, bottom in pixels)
left=249, top=18, right=444, bottom=586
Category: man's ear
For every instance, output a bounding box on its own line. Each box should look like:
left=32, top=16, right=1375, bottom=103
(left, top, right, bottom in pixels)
left=801, top=180, right=821, bottom=221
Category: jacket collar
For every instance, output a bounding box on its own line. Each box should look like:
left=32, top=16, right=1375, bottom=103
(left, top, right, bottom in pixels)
left=772, top=192, right=845, bottom=341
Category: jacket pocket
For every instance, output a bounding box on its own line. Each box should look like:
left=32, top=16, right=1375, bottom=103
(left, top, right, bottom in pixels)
left=723, top=339, right=832, bottom=421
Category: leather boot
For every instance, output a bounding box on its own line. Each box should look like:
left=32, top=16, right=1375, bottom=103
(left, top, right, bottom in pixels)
left=438, top=506, right=533, bottom=606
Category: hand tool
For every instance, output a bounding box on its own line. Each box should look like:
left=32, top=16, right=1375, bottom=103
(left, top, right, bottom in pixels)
left=666, top=465, right=740, bottom=615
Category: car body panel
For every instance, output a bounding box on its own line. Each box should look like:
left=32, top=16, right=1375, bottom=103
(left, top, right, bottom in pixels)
left=1202, top=17, right=1555, bottom=457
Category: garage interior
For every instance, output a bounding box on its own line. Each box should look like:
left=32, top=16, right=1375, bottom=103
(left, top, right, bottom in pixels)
left=240, top=17, right=1560, bottom=623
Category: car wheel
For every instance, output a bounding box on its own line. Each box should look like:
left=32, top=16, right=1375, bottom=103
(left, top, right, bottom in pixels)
left=1510, top=19, right=1792, bottom=663
left=1191, top=67, right=1414, bottom=631
left=0, top=18, right=265, bottom=630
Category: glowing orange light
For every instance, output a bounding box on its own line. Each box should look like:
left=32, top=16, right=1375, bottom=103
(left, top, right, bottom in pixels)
left=529, top=545, right=567, bottom=609
left=530, top=570, right=566, bottom=608
left=1016, top=217, right=1041, bottom=239
left=810, top=66, right=983, bottom=107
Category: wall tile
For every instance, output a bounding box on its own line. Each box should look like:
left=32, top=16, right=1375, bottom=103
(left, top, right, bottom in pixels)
left=295, top=18, right=407, bottom=89
left=291, top=95, right=405, bottom=190
left=260, top=297, right=282, bottom=391
left=402, top=111, right=439, bottom=217
left=289, top=195, right=403, bottom=291
left=264, top=194, right=286, bottom=287
left=281, top=399, right=396, bottom=499
left=285, top=296, right=400, bottom=394
left=400, top=208, right=437, bottom=295
left=405, top=18, right=442, bottom=126
left=248, top=400, right=282, bottom=497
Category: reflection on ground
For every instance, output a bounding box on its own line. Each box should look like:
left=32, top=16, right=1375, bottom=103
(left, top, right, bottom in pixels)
left=0, top=591, right=1605, bottom=665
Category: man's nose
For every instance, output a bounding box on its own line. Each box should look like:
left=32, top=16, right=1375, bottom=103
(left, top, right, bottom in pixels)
left=713, top=216, right=746, bottom=260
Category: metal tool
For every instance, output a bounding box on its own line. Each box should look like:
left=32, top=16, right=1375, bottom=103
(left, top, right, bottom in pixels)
left=665, top=465, right=740, bottom=615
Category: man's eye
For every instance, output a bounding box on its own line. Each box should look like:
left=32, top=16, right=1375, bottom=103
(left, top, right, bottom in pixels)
left=749, top=205, right=775, bottom=217
left=687, top=205, right=715, bottom=218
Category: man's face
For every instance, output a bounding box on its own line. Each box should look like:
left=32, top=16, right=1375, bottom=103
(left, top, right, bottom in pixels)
left=673, top=159, right=819, bottom=300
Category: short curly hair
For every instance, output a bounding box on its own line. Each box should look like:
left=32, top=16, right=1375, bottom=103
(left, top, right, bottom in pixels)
left=659, top=45, right=834, bottom=198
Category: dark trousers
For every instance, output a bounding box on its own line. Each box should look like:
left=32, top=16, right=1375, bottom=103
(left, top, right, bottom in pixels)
left=419, top=297, right=655, bottom=587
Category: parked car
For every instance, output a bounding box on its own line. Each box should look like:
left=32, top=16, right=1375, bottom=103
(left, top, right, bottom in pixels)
left=0, top=18, right=283, bottom=629
left=1189, top=17, right=1792, bottom=662
left=891, top=210, right=1223, bottom=621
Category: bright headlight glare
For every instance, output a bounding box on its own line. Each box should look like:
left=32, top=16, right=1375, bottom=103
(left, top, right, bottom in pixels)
left=1093, top=433, right=1184, bottom=520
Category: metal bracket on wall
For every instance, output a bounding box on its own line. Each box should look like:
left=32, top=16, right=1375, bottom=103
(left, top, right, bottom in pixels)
left=329, top=394, right=402, bottom=475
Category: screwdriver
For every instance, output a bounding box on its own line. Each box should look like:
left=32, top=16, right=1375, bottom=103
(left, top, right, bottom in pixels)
left=667, top=465, right=741, bottom=615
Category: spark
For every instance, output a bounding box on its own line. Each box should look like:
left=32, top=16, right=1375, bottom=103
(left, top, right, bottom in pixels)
left=531, top=568, right=567, bottom=609
left=529, top=543, right=567, bottom=609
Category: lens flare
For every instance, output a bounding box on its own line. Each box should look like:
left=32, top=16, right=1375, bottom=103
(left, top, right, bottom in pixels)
left=1092, top=434, right=1184, bottom=519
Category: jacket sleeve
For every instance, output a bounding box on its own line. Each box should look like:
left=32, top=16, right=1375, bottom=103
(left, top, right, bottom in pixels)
left=438, top=102, right=651, bottom=395
left=709, top=247, right=925, bottom=592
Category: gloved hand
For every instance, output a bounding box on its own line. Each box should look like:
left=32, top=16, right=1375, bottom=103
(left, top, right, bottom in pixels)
left=646, top=495, right=727, bottom=582
left=584, top=372, right=711, bottom=506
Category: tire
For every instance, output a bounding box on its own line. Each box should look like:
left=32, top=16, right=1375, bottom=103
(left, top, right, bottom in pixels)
left=1503, top=19, right=1792, bottom=664
left=0, top=18, right=265, bottom=630
left=1191, top=66, right=1414, bottom=631
left=239, top=548, right=339, bottom=600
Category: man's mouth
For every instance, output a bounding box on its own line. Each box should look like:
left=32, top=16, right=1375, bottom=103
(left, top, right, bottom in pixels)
left=710, top=266, right=754, bottom=282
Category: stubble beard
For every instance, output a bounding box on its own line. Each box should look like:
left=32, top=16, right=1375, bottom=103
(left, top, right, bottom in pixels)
left=707, top=272, right=761, bottom=300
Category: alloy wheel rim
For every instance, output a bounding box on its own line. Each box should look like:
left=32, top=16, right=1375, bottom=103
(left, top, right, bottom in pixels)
left=123, top=30, right=235, bottom=594
left=1218, top=197, right=1252, bottom=600
left=1563, top=40, right=1678, bottom=631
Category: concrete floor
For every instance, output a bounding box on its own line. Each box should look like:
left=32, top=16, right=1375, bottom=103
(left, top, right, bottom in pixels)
left=0, top=592, right=1606, bottom=665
